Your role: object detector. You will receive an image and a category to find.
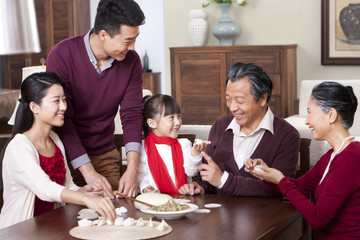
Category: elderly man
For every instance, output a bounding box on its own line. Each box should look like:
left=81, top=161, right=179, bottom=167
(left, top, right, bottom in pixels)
left=46, top=0, right=145, bottom=198
left=179, top=63, right=300, bottom=197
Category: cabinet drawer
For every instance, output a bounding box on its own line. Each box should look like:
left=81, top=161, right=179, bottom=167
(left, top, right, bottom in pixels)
left=228, top=51, right=280, bottom=74
left=182, top=105, right=221, bottom=125
left=180, top=59, right=222, bottom=95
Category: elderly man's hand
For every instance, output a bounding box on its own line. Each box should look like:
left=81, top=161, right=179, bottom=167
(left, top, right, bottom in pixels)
left=198, top=152, right=223, bottom=188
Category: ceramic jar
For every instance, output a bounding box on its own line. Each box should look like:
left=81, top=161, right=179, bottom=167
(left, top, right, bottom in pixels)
left=188, top=9, right=208, bottom=46
left=212, top=3, right=240, bottom=46
left=340, top=3, right=360, bottom=43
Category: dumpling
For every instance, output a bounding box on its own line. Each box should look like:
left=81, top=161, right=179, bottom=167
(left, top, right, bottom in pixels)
left=78, top=219, right=92, bottom=227
left=157, top=219, right=169, bottom=231
left=123, top=217, right=136, bottom=226
left=136, top=218, right=145, bottom=227
left=114, top=217, right=124, bottom=226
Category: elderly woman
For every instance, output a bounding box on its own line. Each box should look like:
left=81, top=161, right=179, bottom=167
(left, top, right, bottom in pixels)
left=245, top=81, right=360, bottom=239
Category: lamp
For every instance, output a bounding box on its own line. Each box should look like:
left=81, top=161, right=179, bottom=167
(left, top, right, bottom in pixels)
left=0, top=0, right=40, bottom=55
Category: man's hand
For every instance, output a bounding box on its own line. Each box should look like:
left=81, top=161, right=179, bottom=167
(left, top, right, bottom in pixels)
left=178, top=182, right=205, bottom=195
left=118, top=151, right=139, bottom=197
left=199, top=152, right=223, bottom=188
left=79, top=163, right=113, bottom=199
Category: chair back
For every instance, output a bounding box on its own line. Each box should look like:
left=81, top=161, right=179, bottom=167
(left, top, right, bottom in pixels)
left=296, top=138, right=311, bottom=178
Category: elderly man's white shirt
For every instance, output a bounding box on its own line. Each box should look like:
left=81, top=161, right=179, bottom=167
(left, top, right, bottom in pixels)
left=219, top=108, right=274, bottom=188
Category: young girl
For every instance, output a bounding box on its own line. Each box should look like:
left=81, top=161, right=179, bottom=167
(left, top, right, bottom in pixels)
left=0, top=72, right=115, bottom=229
left=137, top=94, right=210, bottom=194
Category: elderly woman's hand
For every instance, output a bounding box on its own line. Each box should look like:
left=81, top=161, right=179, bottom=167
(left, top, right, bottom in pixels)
left=245, top=158, right=284, bottom=185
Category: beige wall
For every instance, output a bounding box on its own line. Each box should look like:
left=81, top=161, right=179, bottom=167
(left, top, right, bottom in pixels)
left=163, top=0, right=360, bottom=96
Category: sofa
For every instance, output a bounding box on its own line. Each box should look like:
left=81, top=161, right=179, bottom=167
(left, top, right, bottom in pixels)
left=285, top=80, right=360, bottom=166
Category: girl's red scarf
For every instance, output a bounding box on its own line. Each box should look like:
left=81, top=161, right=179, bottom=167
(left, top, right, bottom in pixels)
left=145, top=132, right=187, bottom=193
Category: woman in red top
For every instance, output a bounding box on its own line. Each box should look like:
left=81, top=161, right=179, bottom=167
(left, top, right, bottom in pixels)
left=245, top=81, right=360, bottom=239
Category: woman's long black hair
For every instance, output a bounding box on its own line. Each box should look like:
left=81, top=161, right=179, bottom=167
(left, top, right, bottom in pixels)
left=12, top=72, right=64, bottom=136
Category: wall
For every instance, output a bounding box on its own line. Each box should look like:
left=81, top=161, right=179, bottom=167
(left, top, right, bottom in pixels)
left=163, top=0, right=360, bottom=96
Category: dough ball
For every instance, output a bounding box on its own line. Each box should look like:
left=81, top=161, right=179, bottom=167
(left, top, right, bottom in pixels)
left=254, top=165, right=264, bottom=173
left=134, top=193, right=173, bottom=209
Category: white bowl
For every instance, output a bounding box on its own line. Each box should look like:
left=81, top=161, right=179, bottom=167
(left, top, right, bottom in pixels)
left=140, top=203, right=198, bottom=220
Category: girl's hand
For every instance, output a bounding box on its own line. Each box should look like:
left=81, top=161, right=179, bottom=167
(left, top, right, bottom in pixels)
left=178, top=182, right=205, bottom=195
left=191, top=140, right=211, bottom=156
left=79, top=184, right=104, bottom=197
left=142, top=185, right=159, bottom=193
left=83, top=196, right=116, bottom=223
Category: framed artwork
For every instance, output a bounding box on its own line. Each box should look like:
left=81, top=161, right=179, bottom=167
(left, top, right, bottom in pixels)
left=322, top=0, right=360, bottom=65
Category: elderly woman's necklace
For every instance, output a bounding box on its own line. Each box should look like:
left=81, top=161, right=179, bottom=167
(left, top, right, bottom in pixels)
left=319, top=136, right=355, bottom=184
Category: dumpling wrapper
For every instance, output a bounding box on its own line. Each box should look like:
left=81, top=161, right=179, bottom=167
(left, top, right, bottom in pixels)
left=204, top=203, right=222, bottom=208
left=174, top=198, right=191, bottom=203
left=134, top=193, right=173, bottom=209
left=194, top=208, right=211, bottom=213
left=77, top=208, right=99, bottom=219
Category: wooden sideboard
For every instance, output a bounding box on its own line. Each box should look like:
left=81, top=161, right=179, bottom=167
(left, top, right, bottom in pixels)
left=170, top=45, right=297, bottom=125
left=142, top=72, right=161, bottom=94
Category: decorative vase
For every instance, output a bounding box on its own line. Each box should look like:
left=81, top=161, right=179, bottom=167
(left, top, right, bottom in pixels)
left=340, top=3, right=360, bottom=44
left=188, top=9, right=208, bottom=46
left=212, top=3, right=240, bottom=46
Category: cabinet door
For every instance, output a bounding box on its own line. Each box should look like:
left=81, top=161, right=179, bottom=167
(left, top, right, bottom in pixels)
left=172, top=52, right=228, bottom=124
left=227, top=51, right=283, bottom=117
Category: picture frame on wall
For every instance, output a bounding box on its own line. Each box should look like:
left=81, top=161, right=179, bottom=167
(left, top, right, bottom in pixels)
left=321, top=0, right=360, bottom=65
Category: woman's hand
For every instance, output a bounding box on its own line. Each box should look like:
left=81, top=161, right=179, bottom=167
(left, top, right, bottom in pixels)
left=178, top=182, right=205, bottom=195
left=142, top=185, right=159, bottom=193
left=83, top=196, right=116, bottom=223
left=191, top=140, right=211, bottom=156
left=245, top=158, right=285, bottom=185
left=244, top=158, right=268, bottom=172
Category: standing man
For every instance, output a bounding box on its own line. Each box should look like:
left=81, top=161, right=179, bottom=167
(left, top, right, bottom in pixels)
left=179, top=63, right=300, bottom=197
left=46, top=0, right=145, bottom=198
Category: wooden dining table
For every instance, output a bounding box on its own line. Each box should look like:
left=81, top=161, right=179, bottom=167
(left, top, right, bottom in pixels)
left=0, top=194, right=308, bottom=240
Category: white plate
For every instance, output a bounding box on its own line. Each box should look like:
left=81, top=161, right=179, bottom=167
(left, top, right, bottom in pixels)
left=140, top=203, right=198, bottom=220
